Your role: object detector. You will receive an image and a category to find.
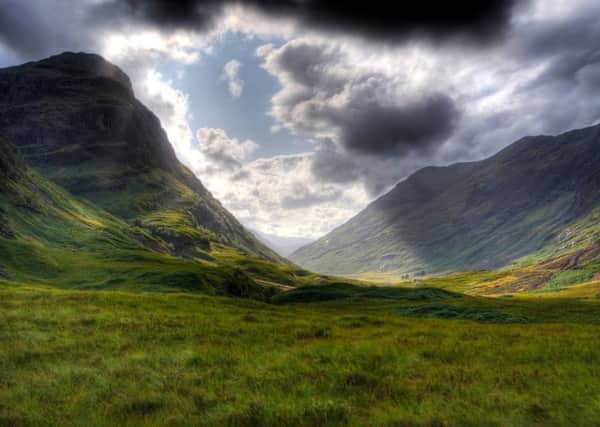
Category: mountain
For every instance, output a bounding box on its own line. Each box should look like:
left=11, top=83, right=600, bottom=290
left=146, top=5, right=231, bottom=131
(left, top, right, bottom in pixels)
left=0, top=53, right=357, bottom=296
left=291, top=124, right=600, bottom=276
left=0, top=132, right=345, bottom=296
left=0, top=52, right=281, bottom=263
left=0, top=134, right=280, bottom=297
left=251, top=228, right=314, bottom=257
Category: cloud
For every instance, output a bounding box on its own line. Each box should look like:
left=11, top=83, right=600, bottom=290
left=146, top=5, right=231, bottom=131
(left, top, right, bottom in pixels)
left=0, top=0, right=102, bottom=59
left=98, top=0, right=223, bottom=31
left=140, top=69, right=195, bottom=158
left=202, top=152, right=371, bottom=239
left=93, top=0, right=519, bottom=44
left=2, top=0, right=600, bottom=243
left=310, top=140, right=360, bottom=184
left=222, top=59, right=244, bottom=97
left=280, top=184, right=343, bottom=209
left=258, top=39, right=459, bottom=158
left=196, top=127, right=257, bottom=170
left=339, top=94, right=459, bottom=156
left=513, top=3, right=600, bottom=103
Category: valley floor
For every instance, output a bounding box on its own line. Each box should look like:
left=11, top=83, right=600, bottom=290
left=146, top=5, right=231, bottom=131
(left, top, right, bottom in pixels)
left=2, top=281, right=600, bottom=426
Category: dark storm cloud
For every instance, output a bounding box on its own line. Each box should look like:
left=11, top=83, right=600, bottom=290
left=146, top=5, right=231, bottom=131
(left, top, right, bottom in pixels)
left=517, top=9, right=600, bottom=93
left=260, top=40, right=460, bottom=159
left=309, top=142, right=432, bottom=197
left=0, top=0, right=96, bottom=59
left=0, top=0, right=47, bottom=56
left=310, top=147, right=388, bottom=196
left=0, top=0, right=519, bottom=63
left=310, top=140, right=360, bottom=184
left=96, top=0, right=518, bottom=43
left=337, top=95, right=459, bottom=156
left=96, top=0, right=221, bottom=30
left=490, top=3, right=600, bottom=140
left=245, top=0, right=519, bottom=42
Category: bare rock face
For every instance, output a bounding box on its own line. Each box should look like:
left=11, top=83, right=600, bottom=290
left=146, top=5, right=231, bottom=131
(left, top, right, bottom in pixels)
left=0, top=52, right=282, bottom=262
left=0, top=52, right=178, bottom=172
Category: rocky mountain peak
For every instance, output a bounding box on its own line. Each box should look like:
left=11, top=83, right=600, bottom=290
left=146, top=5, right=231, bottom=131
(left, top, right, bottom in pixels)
left=33, top=51, right=133, bottom=94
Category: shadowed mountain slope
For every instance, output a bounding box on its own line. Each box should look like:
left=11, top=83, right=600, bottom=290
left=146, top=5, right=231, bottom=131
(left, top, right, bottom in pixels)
left=291, top=125, right=600, bottom=275
left=0, top=52, right=282, bottom=262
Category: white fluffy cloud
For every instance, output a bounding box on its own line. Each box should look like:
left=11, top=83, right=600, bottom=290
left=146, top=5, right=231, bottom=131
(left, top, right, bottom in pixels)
left=222, top=59, right=244, bottom=97
left=196, top=127, right=257, bottom=170
left=205, top=153, right=370, bottom=238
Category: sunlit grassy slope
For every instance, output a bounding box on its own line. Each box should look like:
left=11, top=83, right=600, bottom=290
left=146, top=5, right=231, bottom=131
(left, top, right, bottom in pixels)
left=0, top=137, right=354, bottom=299
left=3, top=281, right=600, bottom=426
left=352, top=239, right=600, bottom=298
left=2, top=134, right=600, bottom=427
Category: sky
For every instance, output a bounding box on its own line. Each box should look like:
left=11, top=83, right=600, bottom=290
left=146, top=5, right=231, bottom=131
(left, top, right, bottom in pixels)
left=1, top=0, right=600, bottom=243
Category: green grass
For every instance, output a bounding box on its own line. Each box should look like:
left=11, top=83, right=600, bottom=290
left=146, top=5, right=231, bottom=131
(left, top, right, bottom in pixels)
left=517, top=207, right=600, bottom=265
left=271, top=283, right=459, bottom=304
left=398, top=302, right=528, bottom=323
left=542, top=269, right=596, bottom=292
left=0, top=136, right=356, bottom=300
left=3, top=282, right=600, bottom=426
left=3, top=134, right=600, bottom=425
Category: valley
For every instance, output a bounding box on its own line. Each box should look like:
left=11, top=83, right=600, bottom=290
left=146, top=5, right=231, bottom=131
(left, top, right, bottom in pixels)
left=0, top=51, right=599, bottom=426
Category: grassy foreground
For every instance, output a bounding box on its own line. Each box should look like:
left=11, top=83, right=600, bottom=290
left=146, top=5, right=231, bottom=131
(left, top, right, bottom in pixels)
left=2, top=282, right=600, bottom=426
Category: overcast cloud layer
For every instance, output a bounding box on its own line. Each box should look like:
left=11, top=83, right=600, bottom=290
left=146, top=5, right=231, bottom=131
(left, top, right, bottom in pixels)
left=1, top=0, right=600, bottom=240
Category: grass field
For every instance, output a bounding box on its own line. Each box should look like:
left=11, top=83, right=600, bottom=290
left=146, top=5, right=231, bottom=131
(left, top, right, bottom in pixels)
left=3, top=281, right=600, bottom=426
left=2, top=133, right=600, bottom=426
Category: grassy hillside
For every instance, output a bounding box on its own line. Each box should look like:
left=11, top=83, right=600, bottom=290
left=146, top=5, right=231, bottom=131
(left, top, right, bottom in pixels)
left=0, top=136, right=353, bottom=299
left=292, top=125, right=600, bottom=276
left=3, top=282, right=600, bottom=426
left=2, top=52, right=600, bottom=427
left=351, top=240, right=600, bottom=299
left=0, top=52, right=282, bottom=262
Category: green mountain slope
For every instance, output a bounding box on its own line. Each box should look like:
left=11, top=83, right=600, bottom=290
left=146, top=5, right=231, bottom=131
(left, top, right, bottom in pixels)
left=0, top=133, right=360, bottom=297
left=291, top=124, right=600, bottom=276
left=0, top=136, right=278, bottom=297
left=0, top=52, right=282, bottom=262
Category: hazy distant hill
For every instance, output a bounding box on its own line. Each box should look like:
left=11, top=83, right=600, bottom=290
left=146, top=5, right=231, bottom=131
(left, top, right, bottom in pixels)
left=291, top=125, right=600, bottom=276
left=251, top=228, right=314, bottom=257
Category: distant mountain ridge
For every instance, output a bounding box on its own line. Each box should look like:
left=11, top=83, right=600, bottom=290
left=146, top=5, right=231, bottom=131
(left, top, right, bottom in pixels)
left=291, top=124, right=600, bottom=275
left=251, top=228, right=314, bottom=257
left=0, top=52, right=281, bottom=262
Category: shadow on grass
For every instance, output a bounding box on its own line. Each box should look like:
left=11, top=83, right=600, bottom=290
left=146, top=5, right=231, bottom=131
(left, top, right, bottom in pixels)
left=398, top=302, right=528, bottom=324
left=271, top=283, right=461, bottom=304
